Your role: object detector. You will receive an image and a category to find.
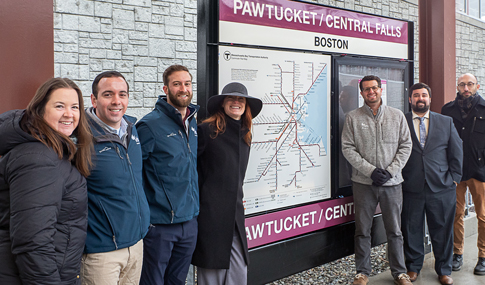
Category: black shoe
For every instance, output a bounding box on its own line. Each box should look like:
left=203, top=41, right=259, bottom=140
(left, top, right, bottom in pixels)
left=474, top=257, right=485, bottom=275
left=452, top=254, right=463, bottom=271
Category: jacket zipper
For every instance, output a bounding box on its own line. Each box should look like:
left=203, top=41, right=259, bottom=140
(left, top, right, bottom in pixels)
left=115, top=145, right=144, bottom=239
left=173, top=128, right=192, bottom=223
left=472, top=117, right=477, bottom=133
left=126, top=151, right=144, bottom=237
left=376, top=120, right=380, bottom=169
left=109, top=147, right=125, bottom=248
left=112, top=236, right=118, bottom=250
left=178, top=130, right=191, bottom=153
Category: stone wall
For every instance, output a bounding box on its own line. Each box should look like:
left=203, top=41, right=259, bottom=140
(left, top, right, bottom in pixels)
left=54, top=0, right=197, bottom=118
left=54, top=0, right=485, bottom=117
left=456, top=13, right=485, bottom=84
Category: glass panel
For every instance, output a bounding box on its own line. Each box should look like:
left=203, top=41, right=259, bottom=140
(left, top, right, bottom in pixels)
left=470, top=0, right=480, bottom=18
left=457, top=0, right=465, bottom=13
left=482, top=0, right=485, bottom=20
left=337, top=65, right=406, bottom=189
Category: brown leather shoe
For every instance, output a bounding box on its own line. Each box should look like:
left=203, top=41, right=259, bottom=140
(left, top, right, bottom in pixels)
left=352, top=273, right=369, bottom=285
left=394, top=273, right=412, bottom=285
left=407, top=271, right=418, bottom=282
left=438, top=275, right=453, bottom=285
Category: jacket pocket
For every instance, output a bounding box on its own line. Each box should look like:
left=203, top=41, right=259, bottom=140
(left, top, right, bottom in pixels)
left=381, top=121, right=400, bottom=143
left=54, top=225, right=70, bottom=272
left=98, top=200, right=118, bottom=249
left=439, top=165, right=449, bottom=172
left=472, top=116, right=485, bottom=133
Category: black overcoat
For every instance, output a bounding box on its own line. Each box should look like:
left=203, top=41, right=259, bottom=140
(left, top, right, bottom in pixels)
left=441, top=94, right=485, bottom=181
left=191, top=115, right=250, bottom=269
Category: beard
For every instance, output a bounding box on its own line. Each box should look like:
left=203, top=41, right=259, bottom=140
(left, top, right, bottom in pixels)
left=458, top=90, right=476, bottom=98
left=412, top=101, right=430, bottom=113
left=167, top=88, right=193, bottom=108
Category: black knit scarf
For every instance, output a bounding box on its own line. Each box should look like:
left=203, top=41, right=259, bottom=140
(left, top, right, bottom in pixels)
left=456, top=93, right=479, bottom=119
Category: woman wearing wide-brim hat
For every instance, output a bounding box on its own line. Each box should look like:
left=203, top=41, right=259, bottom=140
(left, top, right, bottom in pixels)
left=191, top=82, right=262, bottom=284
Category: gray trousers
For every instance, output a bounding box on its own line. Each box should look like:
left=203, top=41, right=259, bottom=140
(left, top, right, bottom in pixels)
left=353, top=182, right=407, bottom=278
left=197, top=231, right=247, bottom=285
left=402, top=184, right=455, bottom=276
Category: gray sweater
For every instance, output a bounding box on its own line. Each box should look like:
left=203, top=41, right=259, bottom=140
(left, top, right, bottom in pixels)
left=341, top=104, right=412, bottom=186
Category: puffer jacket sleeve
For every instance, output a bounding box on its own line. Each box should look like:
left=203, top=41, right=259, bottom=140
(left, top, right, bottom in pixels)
left=6, top=150, right=63, bottom=285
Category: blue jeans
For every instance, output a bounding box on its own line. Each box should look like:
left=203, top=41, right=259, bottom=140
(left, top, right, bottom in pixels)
left=140, top=218, right=198, bottom=285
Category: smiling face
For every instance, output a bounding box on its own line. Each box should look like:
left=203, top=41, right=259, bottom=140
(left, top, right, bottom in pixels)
left=163, top=70, right=193, bottom=112
left=409, top=88, right=431, bottom=115
left=91, top=76, right=129, bottom=129
left=43, top=88, right=80, bottom=136
left=360, top=80, right=382, bottom=106
left=222, top=96, right=246, bottom=120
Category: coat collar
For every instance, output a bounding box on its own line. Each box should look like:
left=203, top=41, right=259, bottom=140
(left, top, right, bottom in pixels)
left=406, top=111, right=437, bottom=152
left=448, top=92, right=485, bottom=123
left=155, top=95, right=199, bottom=128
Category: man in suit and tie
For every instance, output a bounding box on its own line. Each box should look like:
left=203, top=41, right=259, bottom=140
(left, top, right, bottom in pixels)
left=401, top=83, right=463, bottom=285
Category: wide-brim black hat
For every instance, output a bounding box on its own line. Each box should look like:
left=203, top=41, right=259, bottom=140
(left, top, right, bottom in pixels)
left=207, top=82, right=263, bottom=118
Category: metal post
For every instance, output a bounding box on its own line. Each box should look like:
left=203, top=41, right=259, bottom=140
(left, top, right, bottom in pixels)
left=186, top=265, right=196, bottom=285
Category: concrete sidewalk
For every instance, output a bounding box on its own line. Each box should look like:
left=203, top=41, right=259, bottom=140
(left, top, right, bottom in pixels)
left=369, top=214, right=484, bottom=284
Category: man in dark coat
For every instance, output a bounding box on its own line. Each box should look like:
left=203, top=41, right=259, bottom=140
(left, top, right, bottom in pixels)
left=401, top=83, right=462, bottom=285
left=441, top=73, right=485, bottom=276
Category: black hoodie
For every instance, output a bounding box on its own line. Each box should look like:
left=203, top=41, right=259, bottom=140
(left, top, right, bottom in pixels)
left=0, top=109, right=87, bottom=285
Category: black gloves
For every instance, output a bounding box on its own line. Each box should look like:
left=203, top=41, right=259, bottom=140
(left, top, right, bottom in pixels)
left=371, top=168, right=392, bottom=186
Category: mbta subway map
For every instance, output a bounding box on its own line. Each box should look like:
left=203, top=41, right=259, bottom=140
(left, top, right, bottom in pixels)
left=218, top=46, right=331, bottom=215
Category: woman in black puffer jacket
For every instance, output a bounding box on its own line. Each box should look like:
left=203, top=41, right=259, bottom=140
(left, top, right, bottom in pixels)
left=0, top=78, right=93, bottom=284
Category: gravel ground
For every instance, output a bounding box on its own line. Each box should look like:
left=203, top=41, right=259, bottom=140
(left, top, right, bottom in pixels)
left=267, top=244, right=390, bottom=284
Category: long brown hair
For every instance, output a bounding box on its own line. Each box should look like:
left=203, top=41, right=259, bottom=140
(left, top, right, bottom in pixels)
left=22, top=78, right=93, bottom=177
left=202, top=103, right=253, bottom=146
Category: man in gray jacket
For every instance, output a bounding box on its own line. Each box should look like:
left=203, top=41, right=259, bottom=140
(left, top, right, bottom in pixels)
left=342, top=75, right=412, bottom=285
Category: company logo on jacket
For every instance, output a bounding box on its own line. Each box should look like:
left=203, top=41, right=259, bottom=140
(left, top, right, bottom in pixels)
left=99, top=146, right=111, bottom=153
left=132, top=134, right=140, bottom=144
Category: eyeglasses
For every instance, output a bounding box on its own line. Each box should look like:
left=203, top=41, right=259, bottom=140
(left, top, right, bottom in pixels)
left=458, top=82, right=477, bottom=88
left=363, top=86, right=380, bottom=93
